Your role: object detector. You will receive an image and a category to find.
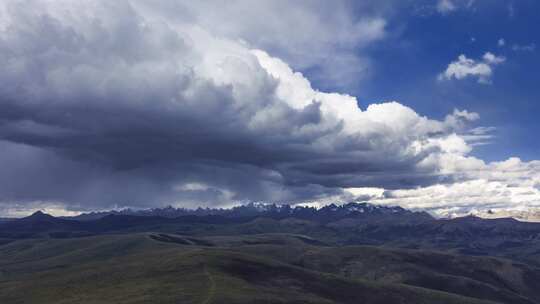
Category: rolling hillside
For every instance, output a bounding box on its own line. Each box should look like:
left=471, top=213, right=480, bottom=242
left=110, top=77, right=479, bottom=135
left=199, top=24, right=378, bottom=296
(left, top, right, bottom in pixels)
left=3, top=205, right=540, bottom=303
left=0, top=233, right=501, bottom=304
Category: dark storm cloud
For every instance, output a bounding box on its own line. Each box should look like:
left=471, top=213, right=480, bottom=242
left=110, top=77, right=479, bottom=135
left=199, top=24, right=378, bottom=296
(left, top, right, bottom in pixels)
left=0, top=0, right=480, bottom=213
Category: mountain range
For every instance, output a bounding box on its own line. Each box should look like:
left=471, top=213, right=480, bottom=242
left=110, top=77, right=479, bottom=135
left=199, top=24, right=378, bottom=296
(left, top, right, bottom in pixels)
left=3, top=202, right=540, bottom=303
left=63, top=202, right=427, bottom=221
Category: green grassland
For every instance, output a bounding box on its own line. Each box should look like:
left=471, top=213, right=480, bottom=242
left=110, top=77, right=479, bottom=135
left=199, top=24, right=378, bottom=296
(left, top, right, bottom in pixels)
left=1, top=232, right=532, bottom=304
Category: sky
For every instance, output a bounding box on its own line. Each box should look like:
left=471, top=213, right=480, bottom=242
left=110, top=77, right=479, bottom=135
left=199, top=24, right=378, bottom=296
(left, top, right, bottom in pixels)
left=0, top=0, right=539, bottom=217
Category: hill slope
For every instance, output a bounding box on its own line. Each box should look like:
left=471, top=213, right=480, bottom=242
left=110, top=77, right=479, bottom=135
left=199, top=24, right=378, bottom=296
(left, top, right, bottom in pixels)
left=0, top=233, right=500, bottom=304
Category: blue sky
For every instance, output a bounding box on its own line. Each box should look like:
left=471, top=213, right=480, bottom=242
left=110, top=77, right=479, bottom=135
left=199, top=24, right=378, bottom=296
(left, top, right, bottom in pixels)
left=306, top=0, right=539, bottom=162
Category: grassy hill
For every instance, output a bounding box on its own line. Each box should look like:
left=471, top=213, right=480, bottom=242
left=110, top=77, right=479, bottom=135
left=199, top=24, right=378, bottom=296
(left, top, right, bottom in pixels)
left=199, top=233, right=540, bottom=304
left=5, top=207, right=540, bottom=269
left=0, top=233, right=527, bottom=304
left=3, top=209, right=540, bottom=303
left=0, top=233, right=506, bottom=304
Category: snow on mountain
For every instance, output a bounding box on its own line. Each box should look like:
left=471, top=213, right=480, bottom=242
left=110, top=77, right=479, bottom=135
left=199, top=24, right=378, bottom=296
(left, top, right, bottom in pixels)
left=67, top=202, right=421, bottom=221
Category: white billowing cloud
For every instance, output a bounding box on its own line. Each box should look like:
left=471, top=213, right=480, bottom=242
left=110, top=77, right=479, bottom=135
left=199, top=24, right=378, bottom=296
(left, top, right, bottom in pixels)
left=482, top=52, right=506, bottom=64
left=254, top=50, right=477, bottom=137
left=342, top=156, right=540, bottom=218
left=133, top=0, right=387, bottom=89
left=444, top=109, right=480, bottom=130
left=438, top=52, right=505, bottom=84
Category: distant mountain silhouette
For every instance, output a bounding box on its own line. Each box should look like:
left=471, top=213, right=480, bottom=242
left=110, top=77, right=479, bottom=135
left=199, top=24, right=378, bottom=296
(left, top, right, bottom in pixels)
left=3, top=202, right=540, bottom=265
left=0, top=210, right=84, bottom=238
left=67, top=202, right=432, bottom=222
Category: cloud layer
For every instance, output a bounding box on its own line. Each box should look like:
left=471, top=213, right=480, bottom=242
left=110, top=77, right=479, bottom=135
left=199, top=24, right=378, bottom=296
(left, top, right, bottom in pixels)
left=0, top=0, right=538, bottom=217
left=136, top=0, right=388, bottom=91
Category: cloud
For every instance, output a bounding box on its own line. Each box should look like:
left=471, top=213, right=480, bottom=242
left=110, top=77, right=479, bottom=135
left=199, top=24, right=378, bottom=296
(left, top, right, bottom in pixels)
left=437, top=0, right=457, bottom=14
left=346, top=157, right=540, bottom=218
left=0, top=0, right=484, bottom=214
left=461, top=126, right=496, bottom=146
left=482, top=52, right=506, bottom=64
left=438, top=52, right=505, bottom=84
left=507, top=3, right=515, bottom=18
left=498, top=38, right=505, bottom=47
left=0, top=0, right=538, bottom=218
left=134, top=0, right=388, bottom=91
left=436, top=0, right=474, bottom=14
left=512, top=44, right=536, bottom=52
